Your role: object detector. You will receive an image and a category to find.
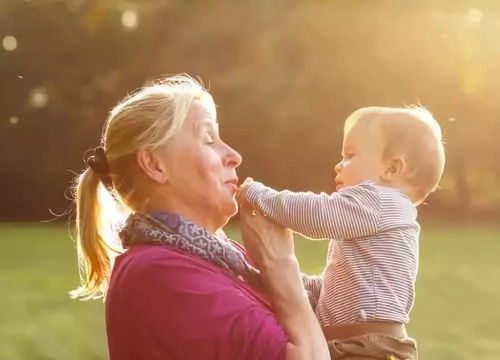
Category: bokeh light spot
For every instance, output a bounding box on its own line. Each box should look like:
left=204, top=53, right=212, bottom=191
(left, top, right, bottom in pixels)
left=2, top=36, right=17, bottom=51
left=29, top=87, right=49, bottom=108
left=466, top=8, right=483, bottom=25
left=9, top=116, right=19, bottom=125
left=121, top=10, right=139, bottom=31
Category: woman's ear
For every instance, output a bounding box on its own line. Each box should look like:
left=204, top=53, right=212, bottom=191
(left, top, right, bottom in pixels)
left=136, top=149, right=169, bottom=184
left=381, top=156, right=405, bottom=182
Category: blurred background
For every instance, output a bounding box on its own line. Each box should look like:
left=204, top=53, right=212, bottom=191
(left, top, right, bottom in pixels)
left=1, top=0, right=499, bottom=359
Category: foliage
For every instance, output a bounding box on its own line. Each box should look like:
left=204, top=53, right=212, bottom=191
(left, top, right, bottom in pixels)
left=1, top=0, right=500, bottom=220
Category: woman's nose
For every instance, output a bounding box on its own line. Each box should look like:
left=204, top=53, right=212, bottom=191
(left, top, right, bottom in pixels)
left=224, top=143, right=242, bottom=168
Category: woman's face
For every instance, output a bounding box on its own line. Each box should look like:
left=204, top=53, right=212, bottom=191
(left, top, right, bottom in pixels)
left=159, top=100, right=242, bottom=231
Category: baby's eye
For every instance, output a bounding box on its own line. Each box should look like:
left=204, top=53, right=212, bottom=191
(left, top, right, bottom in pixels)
left=344, top=152, right=355, bottom=159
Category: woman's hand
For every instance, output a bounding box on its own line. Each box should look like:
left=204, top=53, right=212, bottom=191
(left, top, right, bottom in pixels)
left=238, top=197, right=295, bottom=270
left=238, top=191, right=330, bottom=360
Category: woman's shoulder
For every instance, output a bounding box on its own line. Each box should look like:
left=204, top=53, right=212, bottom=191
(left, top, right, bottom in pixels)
left=110, top=244, right=267, bottom=301
left=117, top=243, right=211, bottom=268
left=111, top=244, right=226, bottom=286
left=107, top=245, right=288, bottom=360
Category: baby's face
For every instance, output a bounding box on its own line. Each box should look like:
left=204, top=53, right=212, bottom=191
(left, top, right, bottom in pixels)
left=334, top=123, right=386, bottom=191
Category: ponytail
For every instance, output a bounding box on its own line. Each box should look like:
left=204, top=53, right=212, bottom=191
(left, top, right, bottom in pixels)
left=70, top=168, right=123, bottom=300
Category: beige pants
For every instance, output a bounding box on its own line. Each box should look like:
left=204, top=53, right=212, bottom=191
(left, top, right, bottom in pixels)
left=327, top=334, right=418, bottom=360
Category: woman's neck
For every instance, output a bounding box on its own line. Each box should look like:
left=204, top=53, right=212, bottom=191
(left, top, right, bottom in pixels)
left=146, top=202, right=220, bottom=233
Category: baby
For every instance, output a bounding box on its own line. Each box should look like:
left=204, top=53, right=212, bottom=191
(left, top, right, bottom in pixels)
left=239, top=106, right=445, bottom=358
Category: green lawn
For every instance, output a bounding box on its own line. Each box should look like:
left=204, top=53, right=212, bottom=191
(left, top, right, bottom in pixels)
left=1, top=221, right=499, bottom=359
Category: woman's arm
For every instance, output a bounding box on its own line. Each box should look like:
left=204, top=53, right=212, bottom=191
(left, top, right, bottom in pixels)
left=239, top=201, right=330, bottom=360
left=263, top=257, right=329, bottom=360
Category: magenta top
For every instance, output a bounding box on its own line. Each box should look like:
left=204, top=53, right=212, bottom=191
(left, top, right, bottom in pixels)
left=105, top=244, right=288, bottom=360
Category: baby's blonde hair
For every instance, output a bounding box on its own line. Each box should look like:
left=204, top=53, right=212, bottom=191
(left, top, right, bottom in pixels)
left=71, top=74, right=212, bottom=300
left=345, top=106, right=445, bottom=204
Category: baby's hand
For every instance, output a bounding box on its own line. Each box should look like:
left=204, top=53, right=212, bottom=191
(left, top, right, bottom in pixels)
left=236, top=177, right=254, bottom=207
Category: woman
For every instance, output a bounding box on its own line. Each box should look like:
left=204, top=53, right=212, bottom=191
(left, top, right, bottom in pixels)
left=72, top=75, right=329, bottom=359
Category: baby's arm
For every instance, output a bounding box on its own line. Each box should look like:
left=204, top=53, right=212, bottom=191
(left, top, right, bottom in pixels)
left=245, top=181, right=382, bottom=240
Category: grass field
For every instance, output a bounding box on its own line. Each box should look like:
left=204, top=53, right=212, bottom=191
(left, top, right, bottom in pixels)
left=0, top=221, right=499, bottom=359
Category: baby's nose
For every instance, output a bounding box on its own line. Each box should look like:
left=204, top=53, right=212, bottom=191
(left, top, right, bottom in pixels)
left=334, top=161, right=342, bottom=174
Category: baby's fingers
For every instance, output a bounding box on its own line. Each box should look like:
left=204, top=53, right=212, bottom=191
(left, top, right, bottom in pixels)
left=236, top=177, right=254, bottom=203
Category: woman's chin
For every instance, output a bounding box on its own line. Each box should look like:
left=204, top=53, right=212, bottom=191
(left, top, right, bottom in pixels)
left=219, top=199, right=237, bottom=222
left=227, top=199, right=239, bottom=217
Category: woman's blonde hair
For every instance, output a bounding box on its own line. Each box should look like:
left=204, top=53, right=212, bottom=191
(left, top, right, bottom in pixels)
left=345, top=106, right=446, bottom=203
left=70, top=74, right=212, bottom=300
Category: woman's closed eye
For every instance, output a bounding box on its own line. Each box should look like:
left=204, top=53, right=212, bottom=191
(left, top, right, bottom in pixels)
left=343, top=152, right=355, bottom=160
left=205, top=133, right=215, bottom=145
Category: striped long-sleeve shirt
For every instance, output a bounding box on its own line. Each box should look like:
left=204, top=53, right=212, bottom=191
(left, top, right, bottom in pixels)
left=246, top=181, right=420, bottom=325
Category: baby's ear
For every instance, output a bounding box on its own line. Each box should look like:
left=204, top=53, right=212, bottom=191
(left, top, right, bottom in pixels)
left=382, top=156, right=405, bottom=181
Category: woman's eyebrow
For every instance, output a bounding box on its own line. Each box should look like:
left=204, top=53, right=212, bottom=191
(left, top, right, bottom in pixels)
left=193, top=120, right=217, bottom=135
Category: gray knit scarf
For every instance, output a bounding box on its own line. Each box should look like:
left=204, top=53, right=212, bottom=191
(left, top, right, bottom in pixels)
left=119, top=211, right=262, bottom=290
